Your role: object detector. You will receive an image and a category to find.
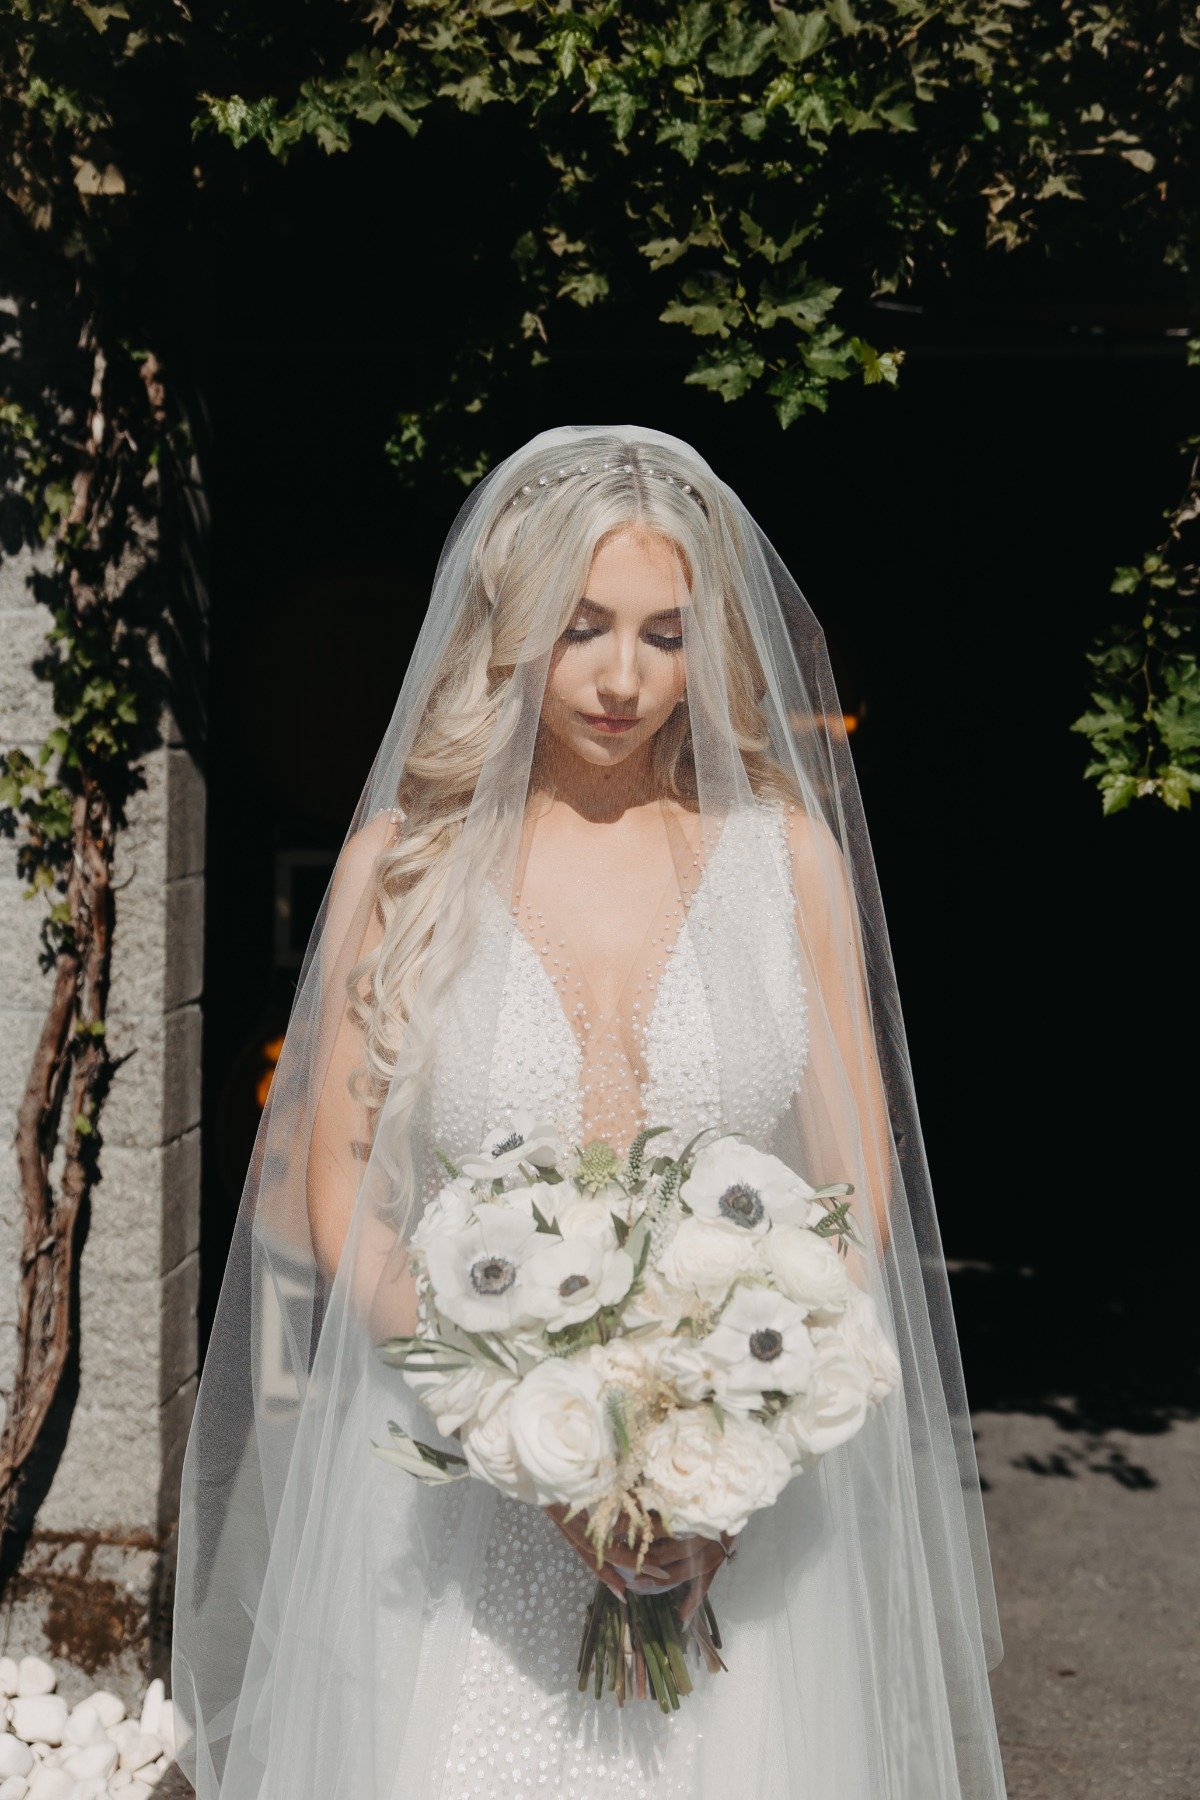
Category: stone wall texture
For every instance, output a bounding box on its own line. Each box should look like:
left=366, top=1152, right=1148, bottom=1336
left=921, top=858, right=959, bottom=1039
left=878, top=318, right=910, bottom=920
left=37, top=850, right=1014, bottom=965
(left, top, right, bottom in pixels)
left=0, top=539, right=203, bottom=1682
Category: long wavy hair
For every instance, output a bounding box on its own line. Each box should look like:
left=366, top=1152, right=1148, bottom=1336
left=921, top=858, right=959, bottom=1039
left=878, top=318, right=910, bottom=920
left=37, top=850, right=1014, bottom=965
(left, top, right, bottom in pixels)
left=345, top=432, right=802, bottom=1212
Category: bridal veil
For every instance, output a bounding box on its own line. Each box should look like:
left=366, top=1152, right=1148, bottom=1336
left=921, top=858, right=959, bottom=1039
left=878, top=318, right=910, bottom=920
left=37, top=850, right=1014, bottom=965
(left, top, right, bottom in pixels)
left=172, top=424, right=1006, bottom=1798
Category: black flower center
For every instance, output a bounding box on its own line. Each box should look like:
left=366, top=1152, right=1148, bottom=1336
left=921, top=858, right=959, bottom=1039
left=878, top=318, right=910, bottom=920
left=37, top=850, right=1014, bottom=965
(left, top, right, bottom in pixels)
left=718, top=1183, right=765, bottom=1229
left=470, top=1255, right=517, bottom=1296
left=749, top=1328, right=784, bottom=1363
left=492, top=1131, right=524, bottom=1157
left=558, top=1272, right=590, bottom=1298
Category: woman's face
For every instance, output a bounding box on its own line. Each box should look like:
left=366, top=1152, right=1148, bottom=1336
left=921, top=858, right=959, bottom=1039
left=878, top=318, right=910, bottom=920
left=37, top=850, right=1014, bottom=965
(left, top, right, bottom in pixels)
left=540, top=526, right=689, bottom=769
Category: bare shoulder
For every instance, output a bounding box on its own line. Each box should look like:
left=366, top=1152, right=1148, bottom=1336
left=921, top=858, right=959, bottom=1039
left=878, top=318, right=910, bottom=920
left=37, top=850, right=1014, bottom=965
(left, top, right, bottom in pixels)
left=777, top=800, right=842, bottom=879
left=332, top=806, right=405, bottom=895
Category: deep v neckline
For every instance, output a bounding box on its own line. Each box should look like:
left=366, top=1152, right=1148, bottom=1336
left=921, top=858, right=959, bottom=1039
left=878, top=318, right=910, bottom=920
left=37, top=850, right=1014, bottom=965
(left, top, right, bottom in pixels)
left=485, top=807, right=738, bottom=1066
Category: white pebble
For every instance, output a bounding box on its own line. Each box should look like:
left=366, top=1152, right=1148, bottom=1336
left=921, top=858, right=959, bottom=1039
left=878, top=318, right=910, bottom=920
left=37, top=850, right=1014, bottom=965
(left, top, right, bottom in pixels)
left=117, top=1736, right=160, bottom=1776
left=61, top=1711, right=101, bottom=1756
left=24, top=1769, right=73, bottom=1800
left=0, top=1661, right=19, bottom=1699
left=0, top=1775, right=28, bottom=1800
left=62, top=1743, right=116, bottom=1782
left=8, top=1702, right=66, bottom=1749
left=136, top=1685, right=162, bottom=1742
left=26, top=1750, right=50, bottom=1765
left=80, top=1696, right=122, bottom=1735
left=150, top=1702, right=173, bottom=1762
left=123, top=1785, right=152, bottom=1800
left=0, top=1742, right=33, bottom=1780
left=13, top=1669, right=53, bottom=1705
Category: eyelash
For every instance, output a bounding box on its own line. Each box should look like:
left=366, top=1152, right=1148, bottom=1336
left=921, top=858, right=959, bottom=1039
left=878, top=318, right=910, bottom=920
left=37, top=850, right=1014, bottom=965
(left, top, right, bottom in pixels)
left=561, top=625, right=684, bottom=651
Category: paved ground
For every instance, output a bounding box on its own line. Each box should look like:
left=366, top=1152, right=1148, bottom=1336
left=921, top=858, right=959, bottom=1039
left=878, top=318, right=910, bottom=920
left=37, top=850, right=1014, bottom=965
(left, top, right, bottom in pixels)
left=116, top=1411, right=1200, bottom=1800
left=976, top=1409, right=1199, bottom=1800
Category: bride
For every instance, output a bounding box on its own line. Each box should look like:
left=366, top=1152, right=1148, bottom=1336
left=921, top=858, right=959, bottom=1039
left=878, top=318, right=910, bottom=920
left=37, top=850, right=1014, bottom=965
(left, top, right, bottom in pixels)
left=172, top=425, right=1008, bottom=1798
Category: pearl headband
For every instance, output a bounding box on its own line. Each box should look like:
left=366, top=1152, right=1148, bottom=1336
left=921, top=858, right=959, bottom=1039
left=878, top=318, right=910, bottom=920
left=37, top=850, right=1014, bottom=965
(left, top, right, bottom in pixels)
left=507, top=457, right=703, bottom=510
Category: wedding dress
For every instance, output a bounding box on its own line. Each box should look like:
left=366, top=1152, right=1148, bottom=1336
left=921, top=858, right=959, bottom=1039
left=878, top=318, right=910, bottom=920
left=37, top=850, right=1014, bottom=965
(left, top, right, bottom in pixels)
left=427, top=798, right=809, bottom=1798
left=172, top=424, right=1009, bottom=1800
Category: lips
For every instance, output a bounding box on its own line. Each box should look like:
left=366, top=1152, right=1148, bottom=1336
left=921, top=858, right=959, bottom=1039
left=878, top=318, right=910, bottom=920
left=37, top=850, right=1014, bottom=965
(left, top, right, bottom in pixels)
left=579, top=713, right=639, bottom=733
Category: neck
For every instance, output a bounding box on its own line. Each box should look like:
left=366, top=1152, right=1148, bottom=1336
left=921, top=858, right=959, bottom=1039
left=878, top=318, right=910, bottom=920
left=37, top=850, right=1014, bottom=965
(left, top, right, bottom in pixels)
left=530, top=729, right=662, bottom=824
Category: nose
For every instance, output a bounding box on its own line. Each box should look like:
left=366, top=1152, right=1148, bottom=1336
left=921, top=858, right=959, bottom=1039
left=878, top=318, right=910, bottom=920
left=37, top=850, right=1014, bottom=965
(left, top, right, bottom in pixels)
left=596, top=631, right=640, bottom=706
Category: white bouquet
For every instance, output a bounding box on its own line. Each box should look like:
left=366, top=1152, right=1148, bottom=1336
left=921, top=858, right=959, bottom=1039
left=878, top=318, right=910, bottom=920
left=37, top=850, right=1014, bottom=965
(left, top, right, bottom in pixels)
left=373, top=1114, right=900, bottom=1711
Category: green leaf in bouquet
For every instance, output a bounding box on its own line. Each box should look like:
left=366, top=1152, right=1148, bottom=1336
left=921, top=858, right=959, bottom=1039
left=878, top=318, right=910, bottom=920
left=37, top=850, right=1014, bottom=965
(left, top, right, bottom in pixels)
left=611, top=1212, right=631, bottom=1247
left=371, top=1421, right=471, bottom=1483
left=462, top=1329, right=518, bottom=1370
left=376, top=1334, right=475, bottom=1370
left=530, top=1199, right=562, bottom=1235
left=433, top=1144, right=463, bottom=1179
left=711, top=1398, right=726, bottom=1431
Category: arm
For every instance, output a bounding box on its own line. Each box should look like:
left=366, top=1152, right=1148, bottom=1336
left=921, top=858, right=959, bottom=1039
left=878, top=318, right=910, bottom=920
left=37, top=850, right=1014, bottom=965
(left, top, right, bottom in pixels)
left=784, top=805, right=893, bottom=1263
left=305, top=809, right=419, bottom=1337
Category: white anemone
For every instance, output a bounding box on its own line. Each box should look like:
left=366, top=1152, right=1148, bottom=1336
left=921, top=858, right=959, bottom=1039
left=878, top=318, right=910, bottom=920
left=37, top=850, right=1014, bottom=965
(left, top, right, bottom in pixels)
left=701, top=1285, right=816, bottom=1398
left=423, top=1210, right=540, bottom=1334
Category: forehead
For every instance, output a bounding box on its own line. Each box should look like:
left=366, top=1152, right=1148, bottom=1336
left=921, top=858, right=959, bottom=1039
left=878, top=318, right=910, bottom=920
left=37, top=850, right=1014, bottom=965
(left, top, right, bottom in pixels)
left=583, top=529, right=690, bottom=608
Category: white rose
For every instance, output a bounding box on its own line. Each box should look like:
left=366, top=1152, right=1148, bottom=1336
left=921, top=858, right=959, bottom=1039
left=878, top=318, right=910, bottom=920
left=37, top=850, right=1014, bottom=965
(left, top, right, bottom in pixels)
left=701, top=1285, right=817, bottom=1399
left=760, top=1226, right=850, bottom=1321
left=461, top=1378, right=531, bottom=1499
left=682, top=1139, right=821, bottom=1237
left=658, top=1217, right=758, bottom=1306
left=423, top=1210, right=540, bottom=1333
left=523, top=1236, right=635, bottom=1331
left=776, top=1336, right=872, bottom=1460
left=641, top=1406, right=792, bottom=1538
left=457, top=1113, right=563, bottom=1181
left=507, top=1358, right=614, bottom=1506
left=403, top=1357, right=498, bottom=1438
left=553, top=1188, right=623, bottom=1248
left=830, top=1287, right=902, bottom=1403
left=621, top=1268, right=693, bottom=1334
left=588, top=1335, right=667, bottom=1397
left=410, top=1183, right=476, bottom=1252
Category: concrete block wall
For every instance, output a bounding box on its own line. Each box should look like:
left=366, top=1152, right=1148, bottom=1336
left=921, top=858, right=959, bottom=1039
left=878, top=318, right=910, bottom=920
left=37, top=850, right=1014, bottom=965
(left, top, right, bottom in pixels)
left=0, top=539, right=204, bottom=1682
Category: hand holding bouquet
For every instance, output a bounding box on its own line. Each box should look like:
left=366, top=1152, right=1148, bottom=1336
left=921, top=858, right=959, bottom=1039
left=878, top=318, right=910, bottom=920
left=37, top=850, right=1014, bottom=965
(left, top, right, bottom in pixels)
left=373, top=1115, right=900, bottom=1711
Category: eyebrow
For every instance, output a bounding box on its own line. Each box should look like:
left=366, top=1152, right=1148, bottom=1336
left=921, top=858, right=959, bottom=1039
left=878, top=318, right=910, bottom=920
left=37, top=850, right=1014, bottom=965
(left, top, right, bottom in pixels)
left=576, top=595, right=684, bottom=621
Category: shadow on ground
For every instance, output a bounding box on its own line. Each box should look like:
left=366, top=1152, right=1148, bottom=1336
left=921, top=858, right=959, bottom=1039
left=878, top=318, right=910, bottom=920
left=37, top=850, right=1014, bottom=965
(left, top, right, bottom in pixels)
left=949, top=1257, right=1197, bottom=1489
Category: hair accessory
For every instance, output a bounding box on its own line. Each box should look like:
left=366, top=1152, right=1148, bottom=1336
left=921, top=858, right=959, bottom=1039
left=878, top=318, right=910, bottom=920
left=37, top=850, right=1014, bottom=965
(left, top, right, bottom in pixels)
left=507, top=456, right=702, bottom=509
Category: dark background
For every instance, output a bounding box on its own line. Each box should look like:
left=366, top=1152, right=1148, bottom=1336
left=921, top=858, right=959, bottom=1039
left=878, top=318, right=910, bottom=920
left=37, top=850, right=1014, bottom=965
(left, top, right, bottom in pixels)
left=186, top=130, right=1196, bottom=1457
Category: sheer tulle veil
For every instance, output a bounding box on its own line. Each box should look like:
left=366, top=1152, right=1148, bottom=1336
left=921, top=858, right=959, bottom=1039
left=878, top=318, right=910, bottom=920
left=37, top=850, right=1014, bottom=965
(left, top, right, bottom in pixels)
left=172, top=423, right=1006, bottom=1798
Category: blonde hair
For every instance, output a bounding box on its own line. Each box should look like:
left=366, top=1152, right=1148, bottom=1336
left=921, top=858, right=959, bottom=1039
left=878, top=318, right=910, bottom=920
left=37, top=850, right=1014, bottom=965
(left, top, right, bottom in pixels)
left=345, top=434, right=801, bottom=1200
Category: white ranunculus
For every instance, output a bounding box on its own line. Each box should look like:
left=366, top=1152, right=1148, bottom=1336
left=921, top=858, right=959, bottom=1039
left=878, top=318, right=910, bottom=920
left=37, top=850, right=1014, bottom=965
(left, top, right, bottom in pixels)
left=701, top=1285, right=816, bottom=1399
left=775, top=1335, right=872, bottom=1460
left=641, top=1406, right=793, bottom=1538
left=522, top=1236, right=635, bottom=1331
left=833, top=1287, right=902, bottom=1403
left=457, top=1113, right=564, bottom=1181
left=760, top=1225, right=850, bottom=1321
left=658, top=1216, right=758, bottom=1306
left=682, top=1139, right=821, bottom=1237
left=507, top=1357, right=614, bottom=1506
left=423, top=1210, right=540, bottom=1333
left=461, top=1377, right=531, bottom=1499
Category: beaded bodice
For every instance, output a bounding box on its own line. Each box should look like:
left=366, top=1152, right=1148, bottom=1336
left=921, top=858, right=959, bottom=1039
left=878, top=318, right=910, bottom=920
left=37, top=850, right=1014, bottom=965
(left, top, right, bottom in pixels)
left=428, top=799, right=809, bottom=1170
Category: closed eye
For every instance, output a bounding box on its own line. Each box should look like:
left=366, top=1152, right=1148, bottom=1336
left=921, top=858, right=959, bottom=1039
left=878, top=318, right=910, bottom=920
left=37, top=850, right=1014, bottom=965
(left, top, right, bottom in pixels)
left=560, top=623, right=684, bottom=651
